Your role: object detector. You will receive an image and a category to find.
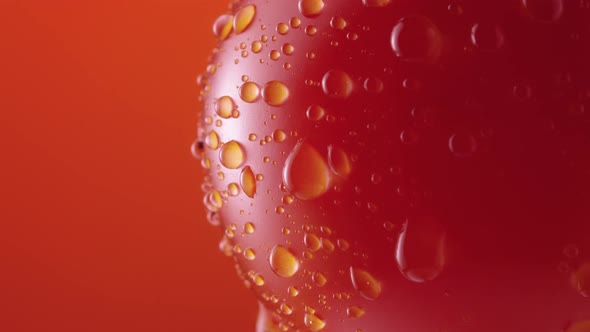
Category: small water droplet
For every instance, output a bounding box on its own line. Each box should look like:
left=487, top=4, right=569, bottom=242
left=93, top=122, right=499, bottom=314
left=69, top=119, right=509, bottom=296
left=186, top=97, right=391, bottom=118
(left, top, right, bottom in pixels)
left=273, top=129, right=287, bottom=143
left=350, top=267, right=382, bottom=300
left=219, top=140, right=246, bottom=169
left=288, top=285, right=300, bottom=297
left=282, top=43, right=295, bottom=55
left=283, top=141, right=330, bottom=200
left=322, top=70, right=353, bottom=99
left=449, top=133, right=478, bottom=157
left=244, top=248, right=256, bottom=260
left=240, top=166, right=257, bottom=198
left=306, top=105, right=326, bottom=121
left=327, top=145, right=352, bottom=177
left=346, top=306, right=365, bottom=318
left=363, top=76, right=384, bottom=94
left=470, top=23, right=505, bottom=50
left=312, top=271, right=328, bottom=286
left=277, top=22, right=289, bottom=35
left=270, top=245, right=300, bottom=278
left=305, top=233, right=322, bottom=251
left=251, top=40, right=263, bottom=53
left=233, top=4, right=256, bottom=34
left=330, top=16, right=347, bottom=30
left=205, top=130, right=220, bottom=150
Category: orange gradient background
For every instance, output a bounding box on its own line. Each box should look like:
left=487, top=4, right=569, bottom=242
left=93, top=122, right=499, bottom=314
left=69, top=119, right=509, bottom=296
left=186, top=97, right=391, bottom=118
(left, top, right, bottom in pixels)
left=0, top=1, right=256, bottom=331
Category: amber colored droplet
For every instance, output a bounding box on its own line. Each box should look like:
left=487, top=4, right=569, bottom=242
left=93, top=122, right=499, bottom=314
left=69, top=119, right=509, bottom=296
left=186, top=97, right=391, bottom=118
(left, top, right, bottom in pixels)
left=251, top=40, right=263, bottom=53
left=240, top=82, right=260, bottom=103
left=280, top=303, right=293, bottom=315
left=248, top=133, right=257, bottom=141
left=305, top=25, right=318, bottom=36
left=262, top=81, right=289, bottom=106
left=205, top=190, right=223, bottom=212
left=396, top=216, right=447, bottom=282
left=212, top=14, right=234, bottom=40
left=350, top=267, right=382, bottom=300
left=327, top=145, right=352, bottom=177
left=228, top=183, right=240, bottom=196
left=312, top=271, right=327, bottom=286
left=330, top=16, right=347, bottom=30
left=219, top=140, right=246, bottom=169
left=244, top=248, right=256, bottom=260
left=253, top=273, right=265, bottom=286
left=205, top=130, right=220, bottom=150
left=362, top=0, right=391, bottom=7
left=298, top=0, right=325, bottom=17
left=277, top=22, right=289, bottom=35
left=572, top=262, right=590, bottom=297
left=322, top=70, right=353, bottom=98
left=244, top=222, right=255, bottom=234
left=282, top=43, right=295, bottom=55
left=290, top=17, right=302, bottom=28
left=304, top=233, right=322, bottom=251
left=347, top=306, right=365, bottom=318
left=269, top=245, right=300, bottom=278
left=337, top=239, right=350, bottom=251
left=215, top=96, right=235, bottom=119
left=240, top=166, right=257, bottom=198
left=234, top=4, right=256, bottom=34
left=288, top=285, right=300, bottom=297
left=283, top=141, right=330, bottom=200
left=321, top=238, right=335, bottom=253
left=273, top=129, right=287, bottom=143
left=270, top=50, right=281, bottom=61
left=304, top=313, right=326, bottom=331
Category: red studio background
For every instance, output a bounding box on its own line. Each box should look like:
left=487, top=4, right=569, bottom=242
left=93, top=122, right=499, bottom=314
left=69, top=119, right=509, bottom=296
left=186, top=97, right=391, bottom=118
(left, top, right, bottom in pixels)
left=0, top=1, right=257, bottom=331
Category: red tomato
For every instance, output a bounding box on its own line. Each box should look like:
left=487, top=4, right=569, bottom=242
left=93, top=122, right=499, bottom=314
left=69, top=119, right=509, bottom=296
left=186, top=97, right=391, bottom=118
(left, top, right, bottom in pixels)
left=194, top=1, right=590, bottom=331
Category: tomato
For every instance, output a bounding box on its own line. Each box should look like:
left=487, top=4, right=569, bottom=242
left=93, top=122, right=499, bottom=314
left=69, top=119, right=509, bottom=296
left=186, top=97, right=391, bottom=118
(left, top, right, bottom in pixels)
left=194, top=0, right=590, bottom=331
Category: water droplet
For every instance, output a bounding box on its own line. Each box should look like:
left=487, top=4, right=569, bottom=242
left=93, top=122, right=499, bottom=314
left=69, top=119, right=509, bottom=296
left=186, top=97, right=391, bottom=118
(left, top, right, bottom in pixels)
left=312, top=271, right=328, bottom=286
left=251, top=40, right=263, bottom=53
left=522, top=0, right=564, bottom=22
left=391, top=16, right=442, bottom=62
left=253, top=273, right=265, bottom=286
left=449, top=133, right=478, bottom=157
left=270, top=245, right=300, bottom=278
left=283, top=141, right=330, bottom=200
left=363, top=76, right=384, bottom=94
left=298, top=0, right=324, bottom=17
left=322, top=70, right=353, bottom=99
left=306, top=105, right=326, bottom=121
left=337, top=239, right=350, bottom=251
left=330, top=16, right=347, bottom=30
left=262, top=81, right=289, bottom=106
left=305, top=25, right=318, bottom=36
left=219, top=141, right=246, bottom=169
left=273, top=129, right=287, bottom=143
left=240, top=82, right=260, bottom=103
left=396, top=216, right=447, bottom=282
left=362, top=0, right=391, bottom=7
left=280, top=303, right=293, bottom=315
left=270, top=49, right=281, bottom=61
left=322, top=238, right=335, bottom=253
left=213, top=14, right=234, bottom=40
left=346, top=306, right=365, bottom=318
left=327, top=145, right=352, bottom=177
left=244, top=248, right=256, bottom=260
left=205, top=130, right=220, bottom=150
left=572, top=262, right=590, bottom=297
left=215, top=96, right=236, bottom=119
left=282, top=43, right=295, bottom=55
left=277, top=22, right=289, bottom=35
left=228, top=183, right=240, bottom=196
left=240, top=166, right=257, bottom=198
left=350, top=267, right=382, bottom=300
left=305, top=233, right=322, bottom=251
left=304, top=313, right=326, bottom=331
left=233, top=4, right=256, bottom=34
left=288, top=285, right=300, bottom=297
left=470, top=23, right=505, bottom=50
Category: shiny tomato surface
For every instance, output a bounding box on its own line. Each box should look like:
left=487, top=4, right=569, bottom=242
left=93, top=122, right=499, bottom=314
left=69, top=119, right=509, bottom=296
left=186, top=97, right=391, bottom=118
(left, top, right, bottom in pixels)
left=195, top=1, right=590, bottom=331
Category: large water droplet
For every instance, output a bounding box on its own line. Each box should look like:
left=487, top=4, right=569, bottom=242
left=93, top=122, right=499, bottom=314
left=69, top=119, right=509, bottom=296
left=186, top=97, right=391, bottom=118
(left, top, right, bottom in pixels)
left=240, top=166, right=257, bottom=198
left=298, top=0, right=325, bottom=17
left=212, top=14, right=234, bottom=40
left=304, top=313, right=326, bottom=331
left=391, top=16, right=442, bottom=62
left=322, top=70, right=353, bottom=99
left=350, top=267, right=382, bottom=300
left=470, top=23, right=505, bottom=50
left=215, top=96, right=236, bottom=119
left=522, top=0, right=564, bottom=22
left=283, top=141, right=330, bottom=200
left=270, top=245, right=300, bottom=278
left=233, top=4, right=256, bottom=34
left=219, top=140, right=246, bottom=169
left=395, top=216, right=447, bottom=282
left=240, top=82, right=260, bottom=103
left=572, top=262, right=590, bottom=297
left=262, top=81, right=289, bottom=106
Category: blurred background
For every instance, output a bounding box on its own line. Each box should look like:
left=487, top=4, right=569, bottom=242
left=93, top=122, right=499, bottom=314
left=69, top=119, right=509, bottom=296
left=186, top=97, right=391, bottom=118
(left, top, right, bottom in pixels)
left=0, top=1, right=257, bottom=331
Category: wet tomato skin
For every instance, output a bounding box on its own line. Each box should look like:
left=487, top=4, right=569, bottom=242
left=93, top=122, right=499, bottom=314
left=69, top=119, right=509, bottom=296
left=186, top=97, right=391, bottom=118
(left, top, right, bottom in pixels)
left=196, top=1, right=590, bottom=331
